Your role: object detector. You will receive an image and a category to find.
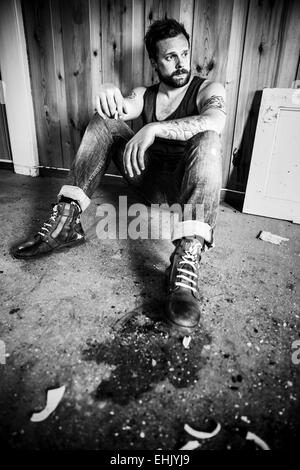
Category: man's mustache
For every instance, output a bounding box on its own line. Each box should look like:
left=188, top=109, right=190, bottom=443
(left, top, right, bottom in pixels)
left=172, top=69, right=189, bottom=76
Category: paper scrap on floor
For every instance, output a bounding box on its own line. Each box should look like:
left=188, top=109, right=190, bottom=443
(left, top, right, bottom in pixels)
left=30, top=385, right=66, bottom=422
left=258, top=231, right=289, bottom=245
left=184, top=422, right=221, bottom=439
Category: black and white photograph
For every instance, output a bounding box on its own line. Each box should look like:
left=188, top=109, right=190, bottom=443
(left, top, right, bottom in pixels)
left=0, top=0, right=299, bottom=453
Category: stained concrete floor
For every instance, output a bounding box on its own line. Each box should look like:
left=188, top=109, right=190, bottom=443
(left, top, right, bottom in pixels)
left=0, top=168, right=299, bottom=450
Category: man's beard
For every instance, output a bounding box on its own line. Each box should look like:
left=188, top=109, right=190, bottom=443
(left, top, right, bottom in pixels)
left=156, top=68, right=191, bottom=88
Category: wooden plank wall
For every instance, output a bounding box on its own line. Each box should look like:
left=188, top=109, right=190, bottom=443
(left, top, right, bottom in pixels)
left=0, top=105, right=12, bottom=161
left=230, top=0, right=300, bottom=190
left=21, top=0, right=300, bottom=189
left=0, top=71, right=12, bottom=161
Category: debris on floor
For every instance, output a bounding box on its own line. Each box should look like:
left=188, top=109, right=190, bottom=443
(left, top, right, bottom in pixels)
left=182, top=336, right=192, bottom=349
left=179, top=440, right=201, bottom=450
left=30, top=385, right=66, bottom=423
left=246, top=431, right=270, bottom=450
left=1, top=170, right=299, bottom=450
left=241, top=416, right=251, bottom=424
left=179, top=422, right=221, bottom=450
left=257, top=231, right=289, bottom=245
left=112, top=249, right=123, bottom=260
left=184, top=422, right=221, bottom=439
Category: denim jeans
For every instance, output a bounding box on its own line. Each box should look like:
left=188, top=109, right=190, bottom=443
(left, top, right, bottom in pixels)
left=63, top=112, right=222, bottom=244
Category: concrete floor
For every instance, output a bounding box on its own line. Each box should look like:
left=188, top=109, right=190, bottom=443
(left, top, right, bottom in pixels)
left=0, top=168, right=299, bottom=450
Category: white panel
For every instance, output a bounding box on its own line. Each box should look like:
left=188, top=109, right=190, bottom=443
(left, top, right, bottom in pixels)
left=243, top=88, right=300, bottom=223
left=265, top=109, right=300, bottom=203
left=0, top=0, right=39, bottom=176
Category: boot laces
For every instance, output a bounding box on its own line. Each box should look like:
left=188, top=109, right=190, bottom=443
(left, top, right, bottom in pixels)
left=38, top=205, right=59, bottom=238
left=175, top=242, right=201, bottom=293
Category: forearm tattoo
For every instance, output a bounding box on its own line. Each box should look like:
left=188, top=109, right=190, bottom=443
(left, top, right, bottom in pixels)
left=200, top=95, right=226, bottom=115
left=157, top=115, right=212, bottom=140
left=156, top=94, right=226, bottom=140
left=125, top=90, right=137, bottom=100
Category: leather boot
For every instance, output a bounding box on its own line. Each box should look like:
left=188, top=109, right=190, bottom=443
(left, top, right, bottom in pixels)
left=11, top=201, right=85, bottom=259
left=165, top=236, right=203, bottom=334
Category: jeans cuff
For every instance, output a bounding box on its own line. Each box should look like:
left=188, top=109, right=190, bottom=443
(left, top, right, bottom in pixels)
left=58, top=185, right=91, bottom=212
left=171, top=220, right=213, bottom=245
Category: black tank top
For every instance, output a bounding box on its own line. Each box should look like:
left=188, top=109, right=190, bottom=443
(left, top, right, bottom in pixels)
left=142, top=75, right=206, bottom=157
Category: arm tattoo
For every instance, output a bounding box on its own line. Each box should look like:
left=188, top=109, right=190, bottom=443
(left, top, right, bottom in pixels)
left=200, top=95, right=226, bottom=115
left=154, top=94, right=226, bottom=140
left=156, top=115, right=212, bottom=140
left=125, top=90, right=137, bottom=100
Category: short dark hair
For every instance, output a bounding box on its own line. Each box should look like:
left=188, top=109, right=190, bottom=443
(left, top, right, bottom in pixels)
left=144, top=18, right=190, bottom=61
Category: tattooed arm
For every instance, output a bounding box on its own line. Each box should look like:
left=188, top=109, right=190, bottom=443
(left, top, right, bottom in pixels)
left=153, top=81, right=226, bottom=140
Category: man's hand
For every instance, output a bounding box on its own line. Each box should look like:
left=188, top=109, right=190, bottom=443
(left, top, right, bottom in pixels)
left=96, top=83, right=128, bottom=120
left=123, top=124, right=157, bottom=177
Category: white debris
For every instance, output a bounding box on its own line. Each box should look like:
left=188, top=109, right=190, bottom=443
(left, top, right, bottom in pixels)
left=258, top=231, right=289, bottom=245
left=184, top=422, right=221, bottom=439
left=182, top=336, right=192, bottom=349
left=179, top=440, right=201, bottom=450
left=112, top=249, right=123, bottom=260
left=241, top=416, right=251, bottom=424
left=30, top=385, right=66, bottom=422
left=152, top=359, right=157, bottom=367
left=246, top=431, right=270, bottom=450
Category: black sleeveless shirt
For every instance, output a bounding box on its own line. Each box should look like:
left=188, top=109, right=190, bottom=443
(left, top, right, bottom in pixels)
left=142, top=75, right=206, bottom=157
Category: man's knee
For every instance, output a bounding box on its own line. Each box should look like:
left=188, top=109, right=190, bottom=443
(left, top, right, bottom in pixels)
left=87, top=112, right=123, bottom=131
left=189, top=130, right=220, bottom=146
left=85, top=113, right=133, bottom=145
left=185, top=130, right=221, bottom=159
left=84, top=112, right=107, bottom=135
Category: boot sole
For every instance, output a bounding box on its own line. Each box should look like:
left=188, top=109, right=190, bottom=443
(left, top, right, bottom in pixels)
left=11, top=238, right=86, bottom=260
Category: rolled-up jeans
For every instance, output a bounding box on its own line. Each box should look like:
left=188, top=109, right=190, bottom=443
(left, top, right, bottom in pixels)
left=58, top=112, right=222, bottom=247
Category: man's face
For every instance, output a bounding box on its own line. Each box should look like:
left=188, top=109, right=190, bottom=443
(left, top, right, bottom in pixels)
left=153, top=33, right=191, bottom=88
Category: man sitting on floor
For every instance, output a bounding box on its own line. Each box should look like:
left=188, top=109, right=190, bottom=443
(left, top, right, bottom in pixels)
left=12, top=18, right=226, bottom=335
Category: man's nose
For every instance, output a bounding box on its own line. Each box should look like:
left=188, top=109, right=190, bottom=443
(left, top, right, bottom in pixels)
left=176, top=56, right=185, bottom=68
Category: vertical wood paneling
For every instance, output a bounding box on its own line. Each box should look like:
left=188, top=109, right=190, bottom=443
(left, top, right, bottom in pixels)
left=191, top=0, right=248, bottom=186
left=222, top=0, right=249, bottom=187
left=51, top=0, right=73, bottom=169
left=191, top=0, right=235, bottom=80
left=101, top=0, right=133, bottom=94
left=121, top=1, right=134, bottom=95
left=0, top=71, right=11, bottom=160
left=132, top=0, right=145, bottom=89
left=0, top=105, right=12, bottom=160
left=101, top=0, right=121, bottom=87
left=60, top=0, right=92, bottom=155
left=131, top=0, right=145, bottom=132
left=230, top=0, right=286, bottom=190
left=296, top=58, right=300, bottom=81
left=22, top=0, right=63, bottom=167
left=89, top=0, right=103, bottom=114
left=22, top=0, right=300, bottom=189
left=179, top=0, right=195, bottom=37
left=274, top=0, right=300, bottom=87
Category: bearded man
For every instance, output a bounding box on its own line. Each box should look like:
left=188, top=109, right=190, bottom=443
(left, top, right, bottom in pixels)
left=12, top=18, right=226, bottom=336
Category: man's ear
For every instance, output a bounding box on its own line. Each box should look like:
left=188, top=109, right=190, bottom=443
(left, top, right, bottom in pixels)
left=150, top=58, right=157, bottom=71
